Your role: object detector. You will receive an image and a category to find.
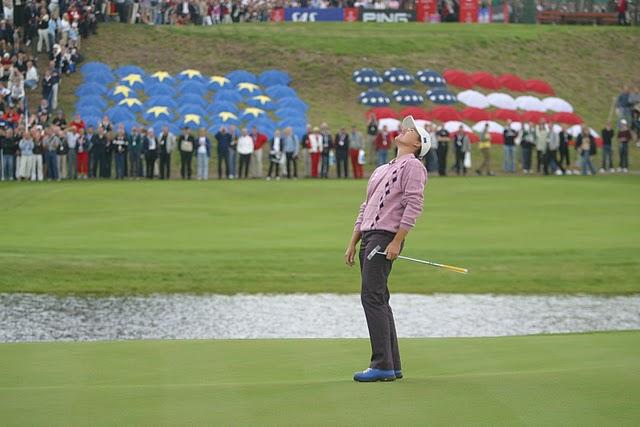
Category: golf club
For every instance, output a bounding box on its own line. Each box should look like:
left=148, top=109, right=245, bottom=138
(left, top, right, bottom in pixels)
left=367, top=245, right=469, bottom=275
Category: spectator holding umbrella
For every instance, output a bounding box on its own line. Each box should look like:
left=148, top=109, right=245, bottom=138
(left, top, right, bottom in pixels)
left=436, top=125, right=450, bottom=176
left=320, top=123, right=333, bottom=178
left=215, top=126, right=232, bottom=179
left=349, top=124, right=364, bottom=179
left=308, top=126, right=323, bottom=178
left=503, top=120, right=517, bottom=173
left=158, top=125, right=176, bottom=180
left=178, top=126, right=195, bottom=180
left=577, top=126, right=597, bottom=175
left=617, top=120, right=631, bottom=173
left=374, top=125, right=392, bottom=166
left=195, top=128, right=211, bottom=180
left=267, top=128, right=282, bottom=180
left=476, top=123, right=493, bottom=176
left=335, top=127, right=350, bottom=179
left=520, top=122, right=535, bottom=174
left=283, top=126, right=299, bottom=179
left=600, top=122, right=615, bottom=173
left=237, top=127, right=253, bottom=179
left=535, top=121, right=548, bottom=174
left=452, top=125, right=470, bottom=176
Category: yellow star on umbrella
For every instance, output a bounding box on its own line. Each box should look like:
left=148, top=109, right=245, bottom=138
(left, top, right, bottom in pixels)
left=119, top=98, right=142, bottom=107
left=121, top=73, right=143, bottom=86
left=152, top=71, right=172, bottom=82
left=237, top=82, right=260, bottom=93
left=184, top=114, right=202, bottom=125
left=252, top=95, right=272, bottom=105
left=112, top=85, right=132, bottom=97
left=210, top=75, right=230, bottom=86
left=146, top=106, right=170, bottom=118
left=180, top=69, right=202, bottom=79
left=218, top=111, right=238, bottom=122
left=243, top=107, right=265, bottom=118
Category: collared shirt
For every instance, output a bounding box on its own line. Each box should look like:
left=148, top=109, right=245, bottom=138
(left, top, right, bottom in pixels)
left=355, top=153, right=427, bottom=234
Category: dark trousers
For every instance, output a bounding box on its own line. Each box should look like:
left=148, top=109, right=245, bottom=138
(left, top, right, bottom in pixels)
left=115, top=152, right=126, bottom=179
left=559, top=147, right=570, bottom=169
left=601, top=145, right=613, bottom=170
left=92, top=152, right=108, bottom=178
left=217, top=150, right=229, bottom=178
left=536, top=150, right=545, bottom=173
left=619, top=144, right=629, bottom=169
left=522, top=146, right=533, bottom=171
left=180, top=151, right=193, bottom=179
left=437, top=144, right=448, bottom=176
left=320, top=153, right=329, bottom=178
left=238, top=153, right=251, bottom=178
left=336, top=149, right=349, bottom=178
left=286, top=152, right=297, bottom=178
left=358, top=230, right=403, bottom=371
left=129, top=151, right=143, bottom=177
left=159, top=153, right=171, bottom=179
left=145, top=151, right=157, bottom=179
left=453, top=147, right=465, bottom=175
left=268, top=161, right=280, bottom=178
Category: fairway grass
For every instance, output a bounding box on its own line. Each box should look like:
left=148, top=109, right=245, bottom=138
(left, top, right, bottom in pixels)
left=0, top=332, right=638, bottom=425
left=1, top=175, right=639, bottom=295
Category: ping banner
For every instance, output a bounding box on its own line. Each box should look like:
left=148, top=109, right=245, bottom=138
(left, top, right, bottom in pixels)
left=359, top=9, right=416, bottom=22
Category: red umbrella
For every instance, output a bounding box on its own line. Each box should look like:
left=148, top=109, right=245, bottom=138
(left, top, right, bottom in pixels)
left=431, top=106, right=462, bottom=122
left=399, top=107, right=431, bottom=121
left=522, top=111, right=550, bottom=123
left=462, top=107, right=492, bottom=123
left=493, top=109, right=523, bottom=122
left=443, top=69, right=473, bottom=89
left=525, top=79, right=555, bottom=96
left=550, top=112, right=583, bottom=125
left=465, top=131, right=480, bottom=143
left=490, top=133, right=504, bottom=144
left=365, top=107, right=398, bottom=120
left=497, top=73, right=527, bottom=92
left=470, top=72, right=501, bottom=91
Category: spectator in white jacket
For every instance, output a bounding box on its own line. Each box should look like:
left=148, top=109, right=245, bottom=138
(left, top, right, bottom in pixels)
left=308, top=126, right=323, bottom=178
left=25, top=61, right=38, bottom=90
left=236, top=128, right=253, bottom=179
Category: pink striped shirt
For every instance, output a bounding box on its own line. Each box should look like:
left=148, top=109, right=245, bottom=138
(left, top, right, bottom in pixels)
left=354, top=153, right=428, bottom=234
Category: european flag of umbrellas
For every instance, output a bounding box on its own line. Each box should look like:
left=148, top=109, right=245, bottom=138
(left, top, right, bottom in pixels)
left=73, top=62, right=309, bottom=138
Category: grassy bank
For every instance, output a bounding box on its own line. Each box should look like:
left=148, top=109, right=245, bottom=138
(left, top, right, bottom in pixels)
left=0, top=175, right=638, bottom=295
left=1, top=331, right=638, bottom=425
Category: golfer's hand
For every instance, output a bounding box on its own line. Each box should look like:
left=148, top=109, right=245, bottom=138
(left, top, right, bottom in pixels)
left=385, top=241, right=401, bottom=261
left=344, top=244, right=356, bottom=267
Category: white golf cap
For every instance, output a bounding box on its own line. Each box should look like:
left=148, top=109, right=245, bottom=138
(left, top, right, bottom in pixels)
left=401, top=115, right=431, bottom=158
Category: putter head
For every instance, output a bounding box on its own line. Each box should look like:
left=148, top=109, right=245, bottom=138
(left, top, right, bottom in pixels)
left=367, top=245, right=383, bottom=261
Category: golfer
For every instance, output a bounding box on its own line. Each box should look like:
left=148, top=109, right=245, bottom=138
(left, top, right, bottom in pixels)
left=345, top=116, right=430, bottom=382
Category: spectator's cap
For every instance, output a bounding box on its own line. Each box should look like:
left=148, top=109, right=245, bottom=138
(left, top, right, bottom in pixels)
left=401, top=115, right=431, bottom=158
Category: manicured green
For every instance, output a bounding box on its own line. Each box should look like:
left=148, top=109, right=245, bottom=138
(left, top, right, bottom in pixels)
left=0, top=175, right=638, bottom=295
left=1, top=332, right=638, bottom=426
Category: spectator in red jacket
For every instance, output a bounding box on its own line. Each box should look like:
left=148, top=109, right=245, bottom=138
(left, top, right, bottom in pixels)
left=374, top=125, right=393, bottom=166
left=617, top=0, right=628, bottom=25
left=250, top=126, right=267, bottom=178
left=69, top=114, right=85, bottom=132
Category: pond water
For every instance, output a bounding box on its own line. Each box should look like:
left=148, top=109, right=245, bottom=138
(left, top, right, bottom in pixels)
left=1, top=293, right=639, bottom=342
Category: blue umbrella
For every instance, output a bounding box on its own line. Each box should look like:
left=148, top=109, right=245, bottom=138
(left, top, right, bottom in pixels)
left=76, top=106, right=104, bottom=118
left=178, top=81, right=208, bottom=96
left=76, top=96, right=107, bottom=111
left=145, top=96, right=178, bottom=110
left=144, top=105, right=174, bottom=122
left=76, top=83, right=108, bottom=97
left=383, top=67, right=414, bottom=86
left=177, top=104, right=207, bottom=118
left=119, top=74, right=145, bottom=90
left=214, top=90, right=243, bottom=104
left=207, top=101, right=238, bottom=116
left=278, top=118, right=307, bottom=129
left=114, top=65, right=146, bottom=79
left=211, top=111, right=240, bottom=124
left=258, top=70, right=291, bottom=87
left=241, top=108, right=267, bottom=121
left=80, top=115, right=101, bottom=128
left=177, top=95, right=207, bottom=109
left=149, top=121, right=180, bottom=136
left=235, top=82, right=262, bottom=96
left=352, top=68, right=384, bottom=87
left=108, top=85, right=136, bottom=101
left=392, top=89, right=424, bottom=105
left=246, top=95, right=275, bottom=110
left=275, top=107, right=306, bottom=120
left=226, top=70, right=257, bottom=86
left=246, top=120, right=276, bottom=138
left=426, top=88, right=458, bottom=105
left=84, top=72, right=115, bottom=85
left=177, top=69, right=205, bottom=82
left=359, top=89, right=390, bottom=106
left=266, top=85, right=297, bottom=99
left=207, top=75, right=231, bottom=91
left=81, top=61, right=110, bottom=76
left=276, top=97, right=308, bottom=111
left=105, top=106, right=136, bottom=123
left=416, top=69, right=447, bottom=87
left=144, top=83, right=177, bottom=98
left=117, top=98, right=145, bottom=113
left=145, top=71, right=175, bottom=86
left=116, top=120, right=141, bottom=134
left=290, top=125, right=307, bottom=139
left=178, top=113, right=205, bottom=129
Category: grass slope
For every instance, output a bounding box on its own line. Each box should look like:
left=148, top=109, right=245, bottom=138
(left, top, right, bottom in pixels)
left=0, top=332, right=638, bottom=426
left=60, top=23, right=640, bottom=130
left=0, top=175, right=639, bottom=295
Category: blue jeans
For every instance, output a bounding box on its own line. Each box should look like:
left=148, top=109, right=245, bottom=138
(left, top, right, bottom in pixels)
left=619, top=143, right=628, bottom=169
left=228, top=148, right=237, bottom=177
left=115, top=152, right=126, bottom=179
left=2, top=153, right=14, bottom=180
left=197, top=152, right=209, bottom=179
left=45, top=151, right=58, bottom=179
left=377, top=150, right=388, bottom=166
left=581, top=151, right=595, bottom=175
left=503, top=145, right=515, bottom=172
left=601, top=145, right=613, bottom=170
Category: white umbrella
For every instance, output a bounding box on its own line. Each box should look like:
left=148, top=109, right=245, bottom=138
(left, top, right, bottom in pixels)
left=472, top=120, right=505, bottom=133
left=457, top=90, right=490, bottom=109
left=414, top=119, right=433, bottom=129
left=567, top=125, right=600, bottom=138
left=487, top=93, right=517, bottom=110
left=508, top=122, right=523, bottom=132
left=543, top=97, right=574, bottom=113
left=444, top=121, right=472, bottom=133
left=515, top=96, right=547, bottom=112
left=378, top=118, right=400, bottom=132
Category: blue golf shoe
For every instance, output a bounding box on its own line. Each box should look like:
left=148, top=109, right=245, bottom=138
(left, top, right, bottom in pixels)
left=353, top=368, right=396, bottom=382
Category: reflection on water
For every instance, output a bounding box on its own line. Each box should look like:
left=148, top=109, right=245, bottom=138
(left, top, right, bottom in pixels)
left=1, top=293, right=639, bottom=342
